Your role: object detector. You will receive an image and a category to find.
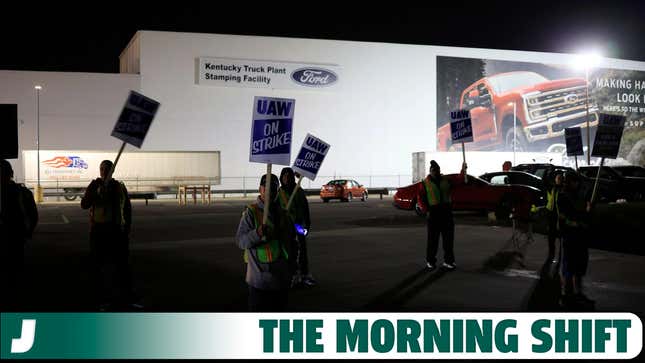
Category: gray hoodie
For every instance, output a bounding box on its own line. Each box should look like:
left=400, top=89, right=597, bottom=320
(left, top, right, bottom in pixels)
left=235, top=196, right=289, bottom=290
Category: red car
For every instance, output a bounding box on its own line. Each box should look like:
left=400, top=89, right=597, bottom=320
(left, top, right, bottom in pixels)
left=393, top=174, right=543, bottom=219
left=320, top=179, right=368, bottom=202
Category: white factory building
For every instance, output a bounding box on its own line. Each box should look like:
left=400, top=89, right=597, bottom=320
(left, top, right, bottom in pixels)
left=2, top=31, right=644, bottom=188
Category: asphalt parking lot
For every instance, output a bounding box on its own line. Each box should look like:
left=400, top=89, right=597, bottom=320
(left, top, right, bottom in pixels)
left=4, top=195, right=643, bottom=319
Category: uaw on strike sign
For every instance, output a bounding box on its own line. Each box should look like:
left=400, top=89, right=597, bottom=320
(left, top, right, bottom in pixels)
left=292, top=133, right=330, bottom=180
left=249, top=96, right=295, bottom=165
left=111, top=91, right=160, bottom=148
left=450, top=109, right=473, bottom=144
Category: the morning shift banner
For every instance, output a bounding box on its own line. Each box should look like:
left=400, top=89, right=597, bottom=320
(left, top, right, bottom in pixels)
left=1, top=313, right=642, bottom=359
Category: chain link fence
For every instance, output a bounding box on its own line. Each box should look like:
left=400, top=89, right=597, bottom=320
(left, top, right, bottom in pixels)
left=23, top=175, right=413, bottom=201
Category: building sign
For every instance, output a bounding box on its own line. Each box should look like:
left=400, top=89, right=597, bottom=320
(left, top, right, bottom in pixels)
left=197, top=57, right=340, bottom=90
left=249, top=96, right=295, bottom=165
left=292, top=133, right=330, bottom=180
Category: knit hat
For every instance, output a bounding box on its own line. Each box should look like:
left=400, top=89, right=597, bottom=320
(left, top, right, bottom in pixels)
left=280, top=167, right=295, bottom=187
left=260, top=173, right=280, bottom=190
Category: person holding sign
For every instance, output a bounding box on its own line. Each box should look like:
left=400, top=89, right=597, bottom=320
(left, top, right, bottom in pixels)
left=417, top=160, right=467, bottom=271
left=278, top=167, right=314, bottom=288
left=235, top=174, right=291, bottom=311
left=557, top=171, right=593, bottom=309
left=81, top=160, right=134, bottom=311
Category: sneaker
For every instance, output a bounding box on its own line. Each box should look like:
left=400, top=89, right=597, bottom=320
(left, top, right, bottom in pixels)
left=302, top=275, right=317, bottom=287
left=442, top=262, right=457, bottom=270
left=426, top=262, right=436, bottom=270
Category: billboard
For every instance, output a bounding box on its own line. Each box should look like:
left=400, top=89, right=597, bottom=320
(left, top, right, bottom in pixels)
left=436, top=56, right=645, bottom=166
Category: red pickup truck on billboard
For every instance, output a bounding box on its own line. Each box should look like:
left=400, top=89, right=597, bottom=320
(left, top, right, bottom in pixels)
left=437, top=71, right=599, bottom=152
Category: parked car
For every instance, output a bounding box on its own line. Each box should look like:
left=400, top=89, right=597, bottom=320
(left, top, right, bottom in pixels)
left=393, top=174, right=543, bottom=220
left=511, top=163, right=619, bottom=202
left=578, top=166, right=645, bottom=201
left=611, top=165, right=645, bottom=178
left=320, top=179, right=368, bottom=202
left=511, top=163, right=575, bottom=179
left=479, top=171, right=545, bottom=191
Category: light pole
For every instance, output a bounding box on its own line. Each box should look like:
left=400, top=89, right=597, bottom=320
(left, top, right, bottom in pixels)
left=573, top=52, right=601, bottom=165
left=507, top=102, right=517, bottom=165
left=584, top=66, right=590, bottom=165
left=35, top=85, right=43, bottom=203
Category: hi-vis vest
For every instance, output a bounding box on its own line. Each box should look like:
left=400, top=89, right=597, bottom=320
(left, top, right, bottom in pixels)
left=91, top=181, right=127, bottom=226
left=546, top=188, right=559, bottom=213
left=423, top=176, right=451, bottom=207
left=244, top=203, right=288, bottom=263
left=278, top=188, right=296, bottom=220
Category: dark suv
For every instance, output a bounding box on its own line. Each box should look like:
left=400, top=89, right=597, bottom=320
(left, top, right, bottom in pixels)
left=579, top=166, right=645, bottom=201
left=510, top=163, right=575, bottom=179
left=511, top=163, right=618, bottom=202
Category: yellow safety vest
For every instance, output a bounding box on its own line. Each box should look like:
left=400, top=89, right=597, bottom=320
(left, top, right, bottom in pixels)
left=546, top=188, right=559, bottom=213
left=423, top=176, right=451, bottom=206
left=243, top=203, right=288, bottom=263
left=278, top=188, right=297, bottom=220
left=278, top=189, right=290, bottom=209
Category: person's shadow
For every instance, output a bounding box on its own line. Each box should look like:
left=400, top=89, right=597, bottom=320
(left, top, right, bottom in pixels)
left=363, top=268, right=448, bottom=311
left=524, top=256, right=562, bottom=311
left=524, top=249, right=596, bottom=312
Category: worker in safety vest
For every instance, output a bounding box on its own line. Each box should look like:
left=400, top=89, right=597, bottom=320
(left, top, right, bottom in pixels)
left=278, top=167, right=314, bottom=288
left=81, top=160, right=134, bottom=310
left=545, top=171, right=563, bottom=263
left=416, top=160, right=467, bottom=271
left=235, top=173, right=291, bottom=311
left=557, top=171, right=593, bottom=308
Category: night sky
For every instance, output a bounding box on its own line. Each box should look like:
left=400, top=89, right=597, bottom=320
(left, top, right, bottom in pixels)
left=1, top=1, right=644, bottom=73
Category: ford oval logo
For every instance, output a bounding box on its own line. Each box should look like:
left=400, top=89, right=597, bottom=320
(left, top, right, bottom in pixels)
left=564, top=94, right=579, bottom=104
left=291, top=68, right=338, bottom=87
